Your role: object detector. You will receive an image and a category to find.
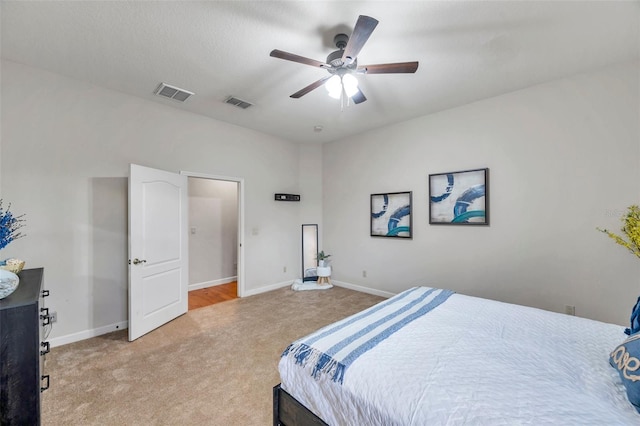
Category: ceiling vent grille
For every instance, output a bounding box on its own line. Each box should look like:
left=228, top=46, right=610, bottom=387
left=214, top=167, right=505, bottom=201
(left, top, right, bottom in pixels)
left=224, top=96, right=253, bottom=109
left=154, top=83, right=194, bottom=102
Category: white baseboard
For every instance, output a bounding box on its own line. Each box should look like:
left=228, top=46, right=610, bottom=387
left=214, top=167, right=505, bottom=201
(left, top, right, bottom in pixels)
left=189, top=276, right=237, bottom=291
left=49, top=320, right=128, bottom=348
left=331, top=280, right=395, bottom=299
left=242, top=279, right=395, bottom=298
left=241, top=280, right=292, bottom=297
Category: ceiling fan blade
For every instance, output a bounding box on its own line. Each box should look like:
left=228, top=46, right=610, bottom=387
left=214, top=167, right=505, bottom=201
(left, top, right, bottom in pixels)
left=342, top=15, right=379, bottom=65
left=357, top=62, right=419, bottom=74
left=290, top=76, right=332, bottom=98
left=351, top=89, right=367, bottom=104
left=270, top=49, right=331, bottom=69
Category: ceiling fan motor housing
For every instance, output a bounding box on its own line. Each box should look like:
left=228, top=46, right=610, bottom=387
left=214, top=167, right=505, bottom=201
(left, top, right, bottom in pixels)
left=327, top=34, right=357, bottom=70
left=334, top=33, right=349, bottom=49
left=326, top=50, right=344, bottom=67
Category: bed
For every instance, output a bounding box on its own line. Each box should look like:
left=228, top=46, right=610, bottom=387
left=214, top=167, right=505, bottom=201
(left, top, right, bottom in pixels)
left=273, top=287, right=640, bottom=425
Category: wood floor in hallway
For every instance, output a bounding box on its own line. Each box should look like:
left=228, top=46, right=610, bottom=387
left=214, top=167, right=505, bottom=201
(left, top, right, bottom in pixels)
left=188, top=281, right=237, bottom=310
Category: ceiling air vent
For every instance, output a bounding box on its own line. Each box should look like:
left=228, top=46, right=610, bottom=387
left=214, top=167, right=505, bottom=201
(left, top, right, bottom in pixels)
left=224, top=96, right=253, bottom=110
left=154, top=83, right=194, bottom=102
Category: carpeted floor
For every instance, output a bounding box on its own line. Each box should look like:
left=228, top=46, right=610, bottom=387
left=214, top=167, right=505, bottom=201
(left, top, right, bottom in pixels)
left=42, top=285, right=384, bottom=425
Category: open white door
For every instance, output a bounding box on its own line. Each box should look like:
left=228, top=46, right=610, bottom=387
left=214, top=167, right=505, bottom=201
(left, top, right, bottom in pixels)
left=128, top=164, right=188, bottom=341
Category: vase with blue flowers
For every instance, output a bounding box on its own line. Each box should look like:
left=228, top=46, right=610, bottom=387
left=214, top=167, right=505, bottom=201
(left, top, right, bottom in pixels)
left=0, top=200, right=25, bottom=299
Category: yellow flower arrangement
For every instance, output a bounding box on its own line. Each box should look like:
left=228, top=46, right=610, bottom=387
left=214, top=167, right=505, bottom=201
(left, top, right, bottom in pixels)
left=597, top=205, right=640, bottom=259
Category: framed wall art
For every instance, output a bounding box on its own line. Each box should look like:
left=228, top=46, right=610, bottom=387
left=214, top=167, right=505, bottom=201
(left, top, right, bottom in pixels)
left=429, top=168, right=489, bottom=225
left=370, top=191, right=412, bottom=238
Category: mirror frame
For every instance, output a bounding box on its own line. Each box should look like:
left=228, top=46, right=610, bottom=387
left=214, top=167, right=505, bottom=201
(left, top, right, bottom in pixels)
left=301, top=224, right=319, bottom=282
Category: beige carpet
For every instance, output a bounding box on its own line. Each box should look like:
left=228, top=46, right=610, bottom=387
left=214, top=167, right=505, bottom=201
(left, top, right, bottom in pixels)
left=42, top=285, right=384, bottom=425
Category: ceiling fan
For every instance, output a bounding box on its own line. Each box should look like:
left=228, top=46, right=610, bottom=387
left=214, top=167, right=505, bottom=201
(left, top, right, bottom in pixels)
left=270, top=15, right=419, bottom=105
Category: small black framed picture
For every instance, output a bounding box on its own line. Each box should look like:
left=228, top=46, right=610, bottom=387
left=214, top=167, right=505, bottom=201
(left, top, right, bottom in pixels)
left=429, top=168, right=489, bottom=225
left=370, top=191, right=412, bottom=238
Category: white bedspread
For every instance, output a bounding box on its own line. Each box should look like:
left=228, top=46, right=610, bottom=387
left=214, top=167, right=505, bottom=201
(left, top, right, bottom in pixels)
left=279, top=290, right=640, bottom=425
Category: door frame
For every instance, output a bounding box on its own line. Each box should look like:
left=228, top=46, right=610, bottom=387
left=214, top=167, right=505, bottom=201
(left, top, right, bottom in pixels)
left=181, top=171, right=245, bottom=297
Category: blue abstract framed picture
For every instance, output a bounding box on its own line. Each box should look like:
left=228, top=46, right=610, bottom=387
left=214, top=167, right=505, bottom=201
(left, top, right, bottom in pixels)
left=370, top=191, right=412, bottom=238
left=429, top=168, right=489, bottom=225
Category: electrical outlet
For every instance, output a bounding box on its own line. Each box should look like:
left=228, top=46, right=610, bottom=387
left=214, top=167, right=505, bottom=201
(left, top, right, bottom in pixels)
left=283, top=266, right=287, bottom=273
left=362, top=270, right=367, bottom=278
left=49, top=311, right=57, bottom=323
left=565, top=305, right=575, bottom=316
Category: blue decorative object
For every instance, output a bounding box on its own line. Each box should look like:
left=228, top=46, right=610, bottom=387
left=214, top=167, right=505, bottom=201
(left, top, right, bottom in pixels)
left=0, top=269, right=20, bottom=299
left=610, top=333, right=640, bottom=413
left=625, top=296, right=640, bottom=336
left=0, top=200, right=25, bottom=250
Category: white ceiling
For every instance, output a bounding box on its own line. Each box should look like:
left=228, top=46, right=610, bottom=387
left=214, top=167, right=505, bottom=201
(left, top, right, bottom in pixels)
left=1, top=1, right=638, bottom=144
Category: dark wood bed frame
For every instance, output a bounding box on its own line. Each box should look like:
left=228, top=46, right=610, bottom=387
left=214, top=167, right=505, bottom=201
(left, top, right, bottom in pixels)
left=273, top=384, right=328, bottom=426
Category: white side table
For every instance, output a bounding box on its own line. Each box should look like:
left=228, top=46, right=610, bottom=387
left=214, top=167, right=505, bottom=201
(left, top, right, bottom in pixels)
left=316, top=266, right=331, bottom=286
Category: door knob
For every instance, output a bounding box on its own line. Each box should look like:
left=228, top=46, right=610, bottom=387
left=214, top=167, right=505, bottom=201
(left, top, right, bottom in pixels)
left=132, top=258, right=147, bottom=265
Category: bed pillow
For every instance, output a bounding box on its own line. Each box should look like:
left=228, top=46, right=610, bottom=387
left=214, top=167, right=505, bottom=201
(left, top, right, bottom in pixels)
left=625, top=296, right=640, bottom=335
left=610, top=333, right=640, bottom=413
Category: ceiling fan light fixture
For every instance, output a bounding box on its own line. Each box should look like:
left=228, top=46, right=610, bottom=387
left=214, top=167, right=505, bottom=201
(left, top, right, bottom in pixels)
left=325, top=74, right=359, bottom=100
left=325, top=75, right=342, bottom=99
left=342, top=74, right=359, bottom=97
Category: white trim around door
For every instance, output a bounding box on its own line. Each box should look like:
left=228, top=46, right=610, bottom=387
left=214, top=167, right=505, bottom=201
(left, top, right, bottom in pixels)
left=180, top=171, right=245, bottom=298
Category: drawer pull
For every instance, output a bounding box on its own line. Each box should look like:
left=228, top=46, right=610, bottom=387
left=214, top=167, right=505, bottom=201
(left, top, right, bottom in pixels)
left=42, top=289, right=50, bottom=297
left=41, top=375, right=50, bottom=392
left=40, top=307, right=50, bottom=326
left=40, top=341, right=50, bottom=356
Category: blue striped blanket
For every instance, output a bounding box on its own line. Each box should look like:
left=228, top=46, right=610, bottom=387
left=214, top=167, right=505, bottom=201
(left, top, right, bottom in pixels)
left=281, top=286, right=454, bottom=384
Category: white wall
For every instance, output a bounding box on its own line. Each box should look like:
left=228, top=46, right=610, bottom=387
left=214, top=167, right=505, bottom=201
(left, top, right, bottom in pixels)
left=188, top=178, right=238, bottom=288
left=324, top=61, right=640, bottom=325
left=299, top=144, right=323, bottom=227
left=298, top=144, right=323, bottom=276
left=0, top=60, right=307, bottom=341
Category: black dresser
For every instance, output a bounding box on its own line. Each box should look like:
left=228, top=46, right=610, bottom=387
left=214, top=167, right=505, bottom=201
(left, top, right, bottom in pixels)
left=0, top=268, right=50, bottom=425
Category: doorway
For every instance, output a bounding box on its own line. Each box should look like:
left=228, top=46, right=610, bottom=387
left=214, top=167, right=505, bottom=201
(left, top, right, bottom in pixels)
left=182, top=171, right=244, bottom=306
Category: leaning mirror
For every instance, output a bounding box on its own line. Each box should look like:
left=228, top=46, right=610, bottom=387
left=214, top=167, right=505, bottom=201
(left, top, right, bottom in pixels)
left=301, top=224, right=318, bottom=282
